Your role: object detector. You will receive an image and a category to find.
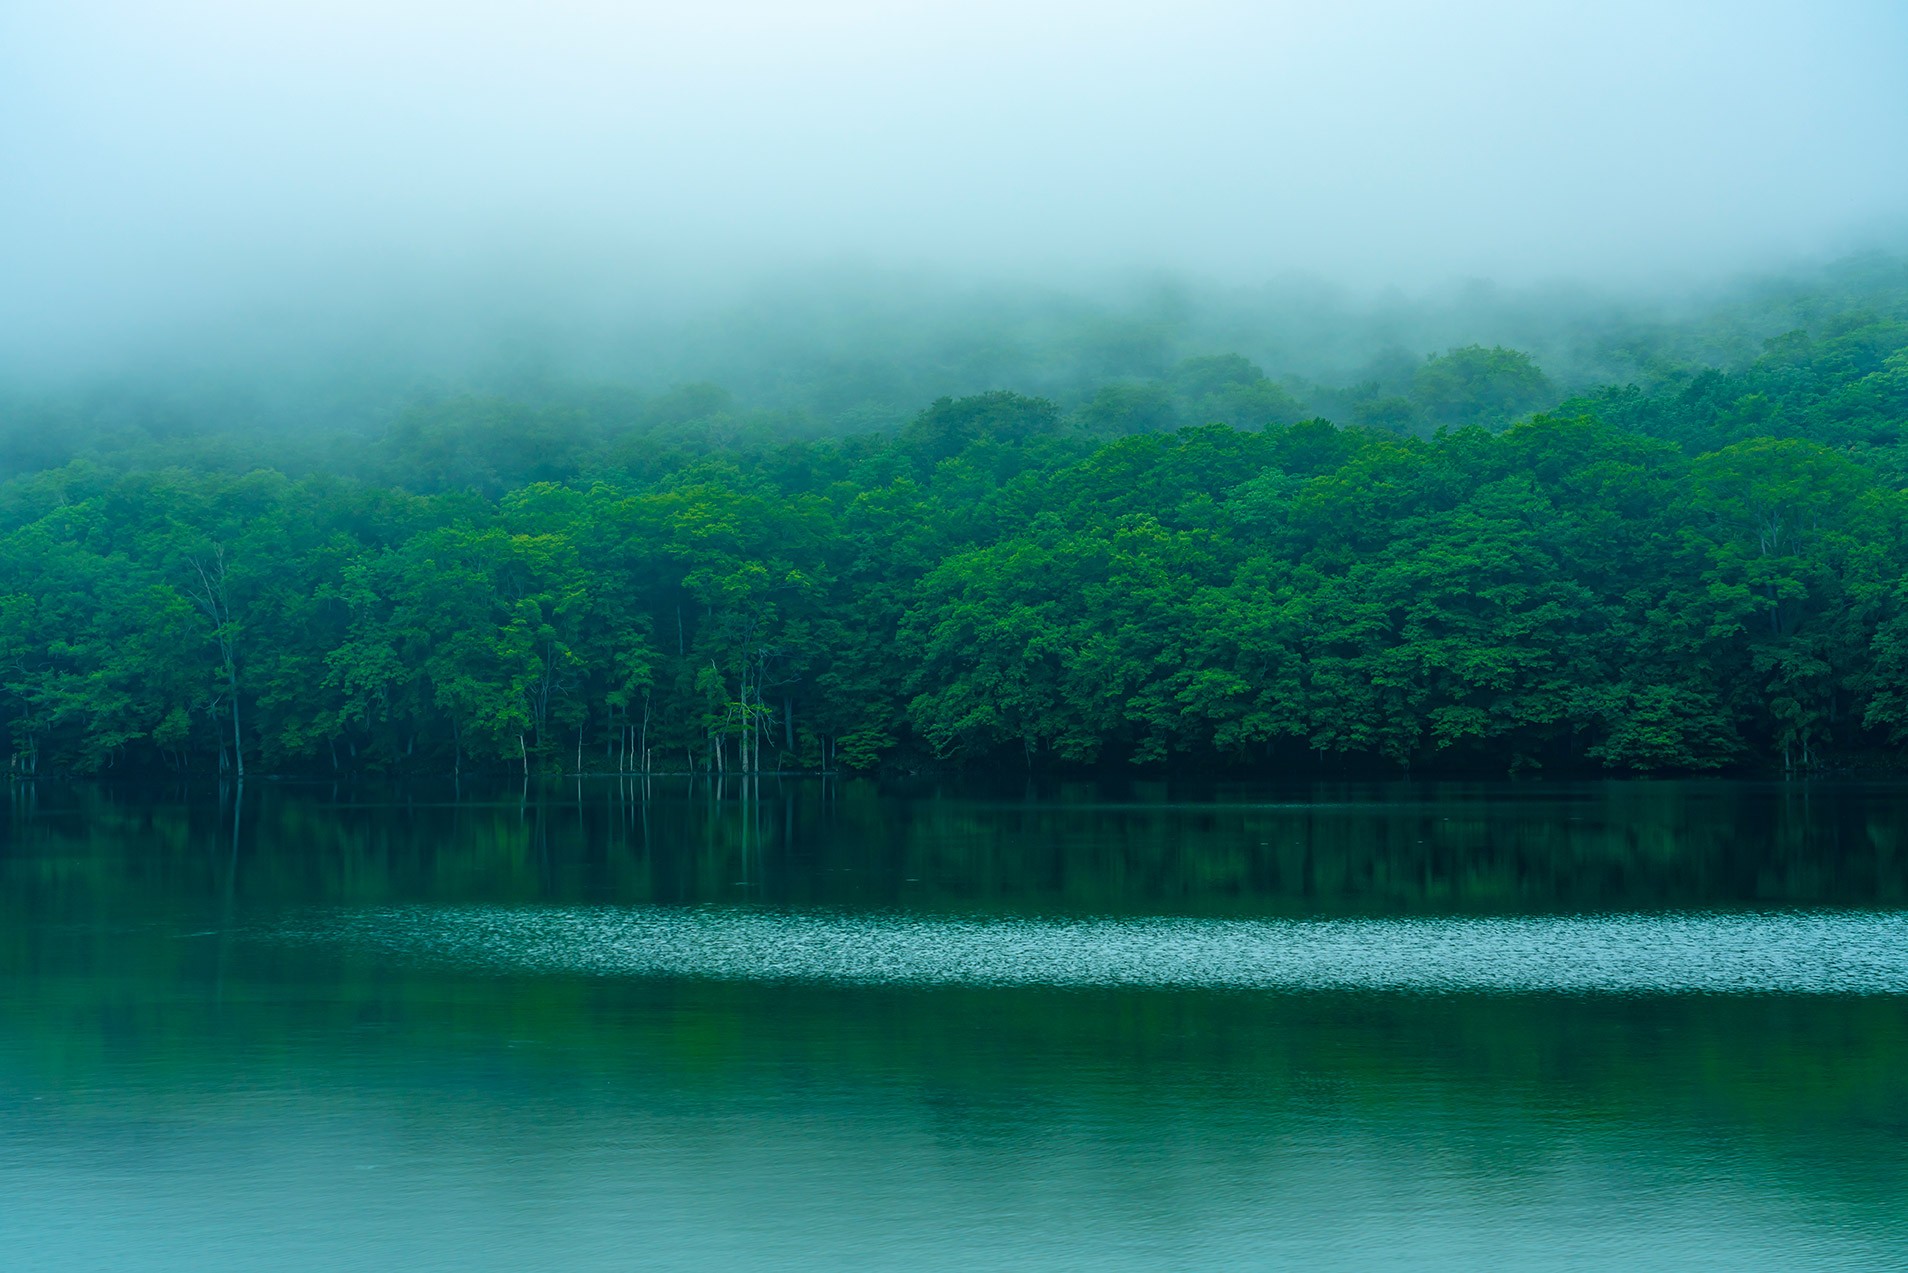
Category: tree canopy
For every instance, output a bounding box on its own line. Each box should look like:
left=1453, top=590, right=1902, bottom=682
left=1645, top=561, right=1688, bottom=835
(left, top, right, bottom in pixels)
left=5, top=283, right=1908, bottom=778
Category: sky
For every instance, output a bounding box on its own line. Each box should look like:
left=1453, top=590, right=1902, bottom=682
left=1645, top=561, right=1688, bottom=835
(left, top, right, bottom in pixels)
left=2, top=0, right=1906, bottom=374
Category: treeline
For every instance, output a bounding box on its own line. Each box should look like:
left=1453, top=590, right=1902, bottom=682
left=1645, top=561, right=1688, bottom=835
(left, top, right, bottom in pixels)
left=3, top=297, right=1907, bottom=778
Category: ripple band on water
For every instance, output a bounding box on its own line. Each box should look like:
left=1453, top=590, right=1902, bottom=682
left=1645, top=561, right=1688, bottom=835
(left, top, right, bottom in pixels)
left=275, top=907, right=1908, bottom=995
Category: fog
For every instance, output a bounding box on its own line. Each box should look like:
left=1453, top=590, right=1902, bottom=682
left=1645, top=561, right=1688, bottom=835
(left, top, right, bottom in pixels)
left=3, top=0, right=1907, bottom=400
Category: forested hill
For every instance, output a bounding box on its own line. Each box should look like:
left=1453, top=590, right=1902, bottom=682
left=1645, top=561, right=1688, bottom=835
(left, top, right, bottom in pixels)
left=4, top=288, right=1908, bottom=778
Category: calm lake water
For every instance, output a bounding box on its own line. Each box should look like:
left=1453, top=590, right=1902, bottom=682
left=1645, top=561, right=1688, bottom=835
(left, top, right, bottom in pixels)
left=4, top=778, right=1906, bottom=1270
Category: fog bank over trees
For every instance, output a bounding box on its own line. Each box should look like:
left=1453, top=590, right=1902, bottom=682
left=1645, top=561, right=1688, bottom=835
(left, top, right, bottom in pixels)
left=7, top=256, right=1908, bottom=455
left=3, top=0, right=1906, bottom=397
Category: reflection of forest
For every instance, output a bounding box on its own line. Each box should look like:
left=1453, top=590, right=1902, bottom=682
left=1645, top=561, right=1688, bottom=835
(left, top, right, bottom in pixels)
left=5, top=779, right=1905, bottom=917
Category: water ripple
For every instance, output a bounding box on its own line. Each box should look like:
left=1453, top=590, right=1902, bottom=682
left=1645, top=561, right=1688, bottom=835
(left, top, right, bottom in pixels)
left=275, top=907, right=1908, bottom=995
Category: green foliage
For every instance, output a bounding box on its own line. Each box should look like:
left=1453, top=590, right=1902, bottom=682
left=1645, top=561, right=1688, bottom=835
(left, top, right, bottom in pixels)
left=1413, top=345, right=1555, bottom=429
left=899, top=391, right=1063, bottom=468
left=5, top=278, right=1908, bottom=778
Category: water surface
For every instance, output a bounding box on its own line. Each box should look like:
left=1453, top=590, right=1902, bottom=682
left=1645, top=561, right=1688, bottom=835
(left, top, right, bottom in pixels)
left=4, top=779, right=1905, bottom=1270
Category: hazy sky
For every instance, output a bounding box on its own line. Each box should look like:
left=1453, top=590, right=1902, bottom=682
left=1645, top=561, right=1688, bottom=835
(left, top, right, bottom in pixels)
left=3, top=0, right=1907, bottom=369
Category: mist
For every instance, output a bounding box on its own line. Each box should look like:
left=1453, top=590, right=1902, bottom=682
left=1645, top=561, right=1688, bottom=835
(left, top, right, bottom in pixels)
left=3, top=0, right=1906, bottom=399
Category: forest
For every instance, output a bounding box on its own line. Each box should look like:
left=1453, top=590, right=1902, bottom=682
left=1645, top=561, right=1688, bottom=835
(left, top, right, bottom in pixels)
left=4, top=261, right=1908, bottom=779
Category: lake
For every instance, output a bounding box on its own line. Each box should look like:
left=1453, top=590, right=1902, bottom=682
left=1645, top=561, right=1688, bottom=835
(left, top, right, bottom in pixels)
left=3, top=778, right=1905, bottom=1270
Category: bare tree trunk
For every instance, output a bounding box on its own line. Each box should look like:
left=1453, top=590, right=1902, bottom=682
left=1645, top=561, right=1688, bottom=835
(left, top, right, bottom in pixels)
left=229, top=689, right=243, bottom=779
left=190, top=546, right=243, bottom=779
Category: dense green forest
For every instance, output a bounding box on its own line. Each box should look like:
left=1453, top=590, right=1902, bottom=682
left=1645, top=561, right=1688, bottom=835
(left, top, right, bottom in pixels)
left=5, top=262, right=1908, bottom=779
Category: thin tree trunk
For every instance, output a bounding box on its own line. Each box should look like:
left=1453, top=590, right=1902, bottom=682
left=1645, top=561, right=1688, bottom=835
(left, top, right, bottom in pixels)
left=192, top=548, right=243, bottom=780
left=229, top=676, right=244, bottom=779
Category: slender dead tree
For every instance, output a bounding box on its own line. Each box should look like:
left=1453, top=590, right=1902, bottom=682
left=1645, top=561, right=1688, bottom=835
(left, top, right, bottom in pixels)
left=189, top=545, right=243, bottom=780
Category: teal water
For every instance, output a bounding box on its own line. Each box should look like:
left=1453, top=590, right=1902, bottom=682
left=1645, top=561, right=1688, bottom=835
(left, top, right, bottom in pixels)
left=4, top=780, right=1906, bottom=1270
